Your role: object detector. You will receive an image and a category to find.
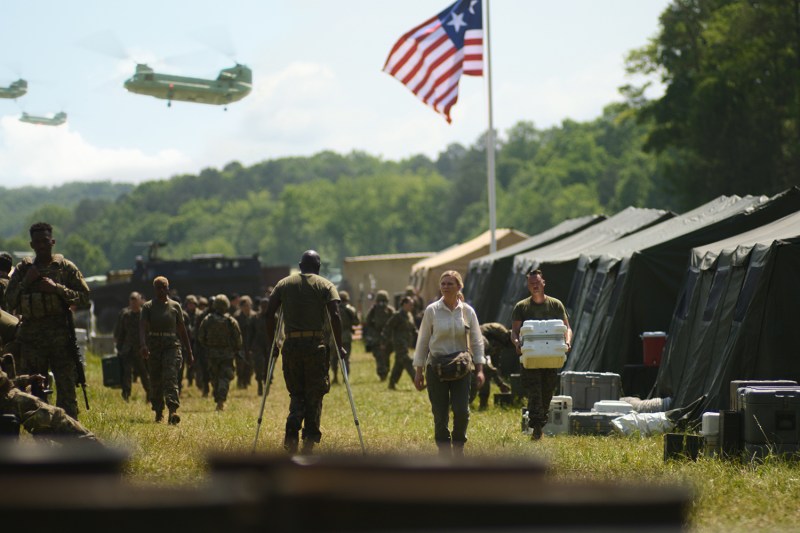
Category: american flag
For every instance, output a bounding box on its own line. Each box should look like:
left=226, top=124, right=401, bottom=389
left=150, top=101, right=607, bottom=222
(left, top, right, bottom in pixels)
left=383, top=0, right=484, bottom=123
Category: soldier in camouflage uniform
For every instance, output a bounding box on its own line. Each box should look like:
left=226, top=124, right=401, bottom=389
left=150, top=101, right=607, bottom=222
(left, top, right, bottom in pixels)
left=197, top=294, right=242, bottom=411
left=331, top=290, right=359, bottom=384
left=383, top=296, right=417, bottom=390
left=0, top=252, right=12, bottom=310
left=364, top=290, right=395, bottom=381
left=234, top=295, right=255, bottom=390
left=469, top=333, right=511, bottom=410
left=5, top=222, right=90, bottom=420
left=113, top=292, right=151, bottom=402
left=511, top=269, right=572, bottom=440
left=139, top=276, right=194, bottom=425
left=264, top=250, right=346, bottom=455
left=193, top=296, right=213, bottom=397
left=183, top=295, right=202, bottom=387
left=251, top=292, right=269, bottom=396
left=0, top=366, right=97, bottom=442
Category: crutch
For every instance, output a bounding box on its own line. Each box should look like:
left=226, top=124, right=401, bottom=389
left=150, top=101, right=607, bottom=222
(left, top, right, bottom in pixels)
left=252, top=309, right=283, bottom=453
left=327, top=310, right=367, bottom=455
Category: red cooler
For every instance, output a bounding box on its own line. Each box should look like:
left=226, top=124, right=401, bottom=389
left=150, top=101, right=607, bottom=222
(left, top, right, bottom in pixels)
left=641, top=332, right=667, bottom=366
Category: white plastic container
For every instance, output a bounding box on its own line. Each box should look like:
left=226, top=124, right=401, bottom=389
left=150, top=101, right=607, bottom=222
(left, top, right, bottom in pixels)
left=543, top=395, right=573, bottom=436
left=592, top=400, right=634, bottom=414
left=519, top=319, right=568, bottom=369
left=701, top=411, right=720, bottom=437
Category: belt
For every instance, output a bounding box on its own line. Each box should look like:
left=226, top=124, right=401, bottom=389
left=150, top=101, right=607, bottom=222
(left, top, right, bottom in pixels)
left=286, top=330, right=323, bottom=339
left=149, top=332, right=176, bottom=337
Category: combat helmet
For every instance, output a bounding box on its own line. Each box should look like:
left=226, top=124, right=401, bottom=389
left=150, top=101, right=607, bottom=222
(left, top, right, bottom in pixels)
left=213, top=294, right=230, bottom=314
left=339, top=290, right=350, bottom=302
left=375, top=290, right=389, bottom=304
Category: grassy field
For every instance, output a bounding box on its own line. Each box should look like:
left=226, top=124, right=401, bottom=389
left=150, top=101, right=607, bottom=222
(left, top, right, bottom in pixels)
left=71, top=345, right=800, bottom=532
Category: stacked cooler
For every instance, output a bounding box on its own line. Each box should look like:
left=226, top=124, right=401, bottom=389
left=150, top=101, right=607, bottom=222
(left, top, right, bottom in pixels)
left=560, top=372, right=626, bottom=436
left=714, top=380, right=799, bottom=458
left=518, top=320, right=568, bottom=370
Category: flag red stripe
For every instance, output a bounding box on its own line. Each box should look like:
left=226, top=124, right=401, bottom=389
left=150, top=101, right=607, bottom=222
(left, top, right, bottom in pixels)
left=401, top=34, right=450, bottom=84
left=412, top=45, right=457, bottom=95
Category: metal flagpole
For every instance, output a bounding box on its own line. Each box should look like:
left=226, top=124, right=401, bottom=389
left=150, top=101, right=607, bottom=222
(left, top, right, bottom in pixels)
left=484, top=0, right=497, bottom=254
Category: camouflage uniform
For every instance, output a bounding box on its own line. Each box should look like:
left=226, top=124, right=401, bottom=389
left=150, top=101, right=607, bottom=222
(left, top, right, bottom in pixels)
left=234, top=307, right=255, bottom=389
left=193, top=306, right=212, bottom=397
left=383, top=308, right=417, bottom=388
left=331, top=292, right=359, bottom=382
left=5, top=255, right=90, bottom=420
left=0, top=369, right=96, bottom=441
left=113, top=306, right=151, bottom=401
left=364, top=290, right=395, bottom=380
left=141, top=298, right=185, bottom=418
left=271, top=272, right=338, bottom=448
left=197, top=295, right=242, bottom=408
left=469, top=333, right=511, bottom=409
left=511, top=296, right=568, bottom=429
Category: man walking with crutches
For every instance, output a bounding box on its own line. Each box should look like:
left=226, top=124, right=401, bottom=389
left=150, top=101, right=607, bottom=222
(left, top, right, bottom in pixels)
left=263, top=250, right=346, bottom=455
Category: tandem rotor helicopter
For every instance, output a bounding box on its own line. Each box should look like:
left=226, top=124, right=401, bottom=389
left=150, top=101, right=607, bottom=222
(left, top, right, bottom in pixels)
left=0, top=79, right=27, bottom=99
left=83, top=30, right=253, bottom=109
left=123, top=62, right=252, bottom=108
left=19, top=111, right=67, bottom=126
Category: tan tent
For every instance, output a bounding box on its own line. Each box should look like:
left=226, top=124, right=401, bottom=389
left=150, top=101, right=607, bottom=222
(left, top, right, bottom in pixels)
left=342, top=252, right=435, bottom=317
left=410, top=229, right=528, bottom=303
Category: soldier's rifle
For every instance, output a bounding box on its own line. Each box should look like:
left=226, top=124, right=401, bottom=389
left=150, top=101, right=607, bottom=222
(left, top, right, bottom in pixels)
left=65, top=301, right=90, bottom=411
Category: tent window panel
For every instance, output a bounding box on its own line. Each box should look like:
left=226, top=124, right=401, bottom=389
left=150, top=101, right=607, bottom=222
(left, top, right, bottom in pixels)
left=566, top=269, right=586, bottom=311
left=606, top=272, right=626, bottom=318
left=702, top=267, right=730, bottom=322
left=676, top=269, right=700, bottom=320
left=733, top=265, right=763, bottom=322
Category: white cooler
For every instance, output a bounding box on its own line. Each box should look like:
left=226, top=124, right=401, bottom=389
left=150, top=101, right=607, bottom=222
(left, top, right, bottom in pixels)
left=543, top=395, right=573, bottom=435
left=519, top=319, right=568, bottom=369
left=592, top=400, right=634, bottom=414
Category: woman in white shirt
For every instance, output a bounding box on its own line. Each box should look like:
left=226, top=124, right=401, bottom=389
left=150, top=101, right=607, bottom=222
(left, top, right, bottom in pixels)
left=413, top=270, right=485, bottom=456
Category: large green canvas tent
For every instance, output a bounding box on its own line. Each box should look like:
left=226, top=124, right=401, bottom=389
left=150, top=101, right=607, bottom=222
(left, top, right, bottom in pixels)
left=657, top=208, right=800, bottom=411
left=565, top=187, right=800, bottom=376
left=494, top=207, right=673, bottom=326
left=563, top=194, right=771, bottom=374
left=463, top=215, right=605, bottom=323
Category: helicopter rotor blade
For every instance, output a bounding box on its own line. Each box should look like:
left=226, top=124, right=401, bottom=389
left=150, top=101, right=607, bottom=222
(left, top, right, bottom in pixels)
left=189, top=25, right=239, bottom=62
left=77, top=30, right=132, bottom=61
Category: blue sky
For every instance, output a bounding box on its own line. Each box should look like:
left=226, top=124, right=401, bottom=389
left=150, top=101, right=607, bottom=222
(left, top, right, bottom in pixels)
left=0, top=0, right=670, bottom=188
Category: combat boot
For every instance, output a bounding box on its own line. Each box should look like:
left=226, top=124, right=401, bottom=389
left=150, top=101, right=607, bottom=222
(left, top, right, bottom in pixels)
left=155, top=411, right=164, bottom=423
left=283, top=434, right=299, bottom=454
left=452, top=442, right=465, bottom=457
left=300, top=440, right=315, bottom=455
left=531, top=424, right=543, bottom=441
left=216, top=401, right=225, bottom=411
left=168, top=411, right=181, bottom=425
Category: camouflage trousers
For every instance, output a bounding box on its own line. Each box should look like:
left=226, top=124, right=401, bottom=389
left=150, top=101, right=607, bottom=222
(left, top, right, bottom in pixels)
left=389, top=345, right=414, bottom=387
left=329, top=339, right=351, bottom=381
left=372, top=342, right=392, bottom=380
left=208, top=352, right=235, bottom=403
left=147, top=343, right=182, bottom=415
left=1, top=389, right=95, bottom=440
left=18, top=318, right=78, bottom=419
left=236, top=350, right=253, bottom=389
left=282, top=337, right=330, bottom=444
left=120, top=347, right=151, bottom=401
left=521, top=368, right=559, bottom=427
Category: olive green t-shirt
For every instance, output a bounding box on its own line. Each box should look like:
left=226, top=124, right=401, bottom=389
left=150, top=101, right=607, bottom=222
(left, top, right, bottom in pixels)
left=141, top=298, right=185, bottom=334
left=273, top=273, right=339, bottom=332
left=511, top=295, right=568, bottom=323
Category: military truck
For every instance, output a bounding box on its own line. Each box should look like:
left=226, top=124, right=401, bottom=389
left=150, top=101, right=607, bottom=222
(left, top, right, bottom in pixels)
left=88, top=244, right=287, bottom=333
